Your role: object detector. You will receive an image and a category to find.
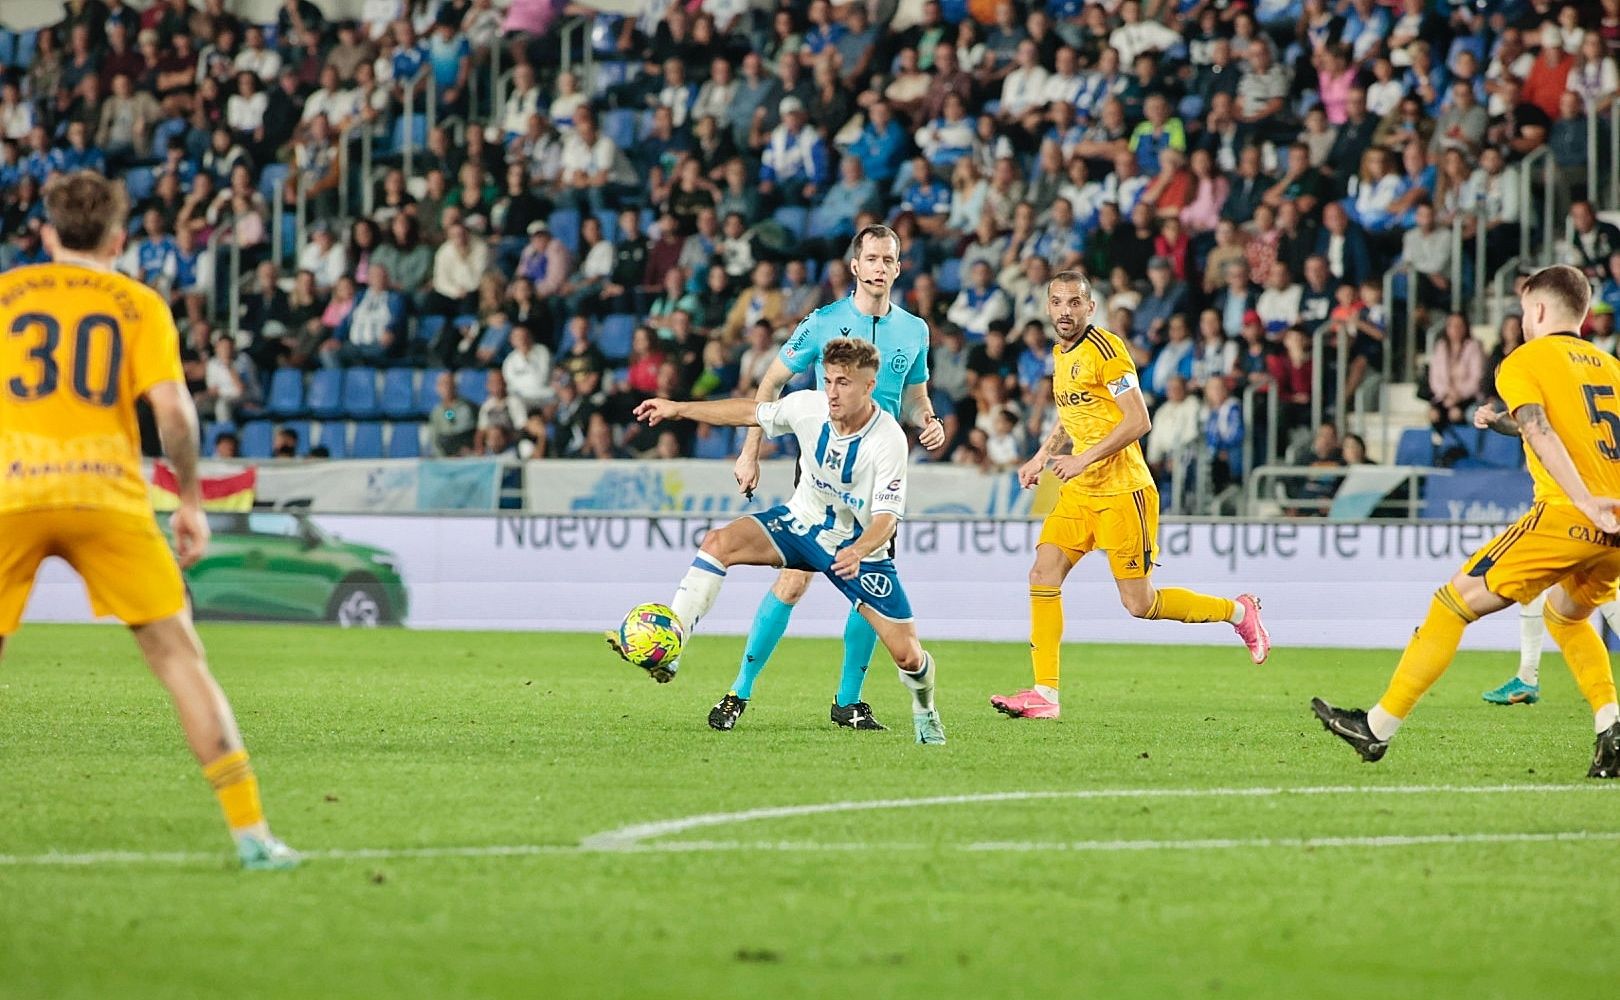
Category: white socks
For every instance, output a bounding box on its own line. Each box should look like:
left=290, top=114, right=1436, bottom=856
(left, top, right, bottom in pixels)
left=670, top=553, right=727, bottom=637
left=1519, top=592, right=1547, bottom=685
left=1597, top=703, right=1619, bottom=734
left=1229, top=601, right=1245, bottom=626
left=899, top=650, right=936, bottom=713
left=1034, top=684, right=1060, bottom=704
left=1367, top=704, right=1402, bottom=741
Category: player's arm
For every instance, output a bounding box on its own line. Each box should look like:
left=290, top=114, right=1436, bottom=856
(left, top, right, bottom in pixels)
left=1051, top=385, right=1151, bottom=482
left=1019, top=420, right=1072, bottom=488
left=1514, top=403, right=1620, bottom=532
left=831, top=513, right=897, bottom=579
left=635, top=396, right=762, bottom=427
left=903, top=381, right=947, bottom=450
left=146, top=380, right=211, bottom=568
left=1472, top=402, right=1520, bottom=437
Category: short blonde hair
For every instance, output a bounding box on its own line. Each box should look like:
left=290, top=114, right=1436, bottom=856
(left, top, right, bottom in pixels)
left=821, top=337, right=880, bottom=372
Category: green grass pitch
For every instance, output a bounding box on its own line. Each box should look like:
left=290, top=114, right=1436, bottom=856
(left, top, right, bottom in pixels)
left=3, top=623, right=1619, bottom=999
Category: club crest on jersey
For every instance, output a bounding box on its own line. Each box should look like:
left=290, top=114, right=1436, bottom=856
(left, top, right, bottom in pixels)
left=1070, top=363, right=1081, bottom=378
left=860, top=572, right=894, bottom=598
left=890, top=353, right=907, bottom=373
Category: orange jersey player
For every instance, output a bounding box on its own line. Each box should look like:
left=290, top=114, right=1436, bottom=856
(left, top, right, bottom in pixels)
left=990, top=269, right=1269, bottom=722
left=0, top=171, right=298, bottom=868
left=1315, top=264, right=1620, bottom=777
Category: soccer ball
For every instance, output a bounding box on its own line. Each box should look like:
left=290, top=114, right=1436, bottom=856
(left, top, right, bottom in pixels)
left=617, top=603, right=684, bottom=673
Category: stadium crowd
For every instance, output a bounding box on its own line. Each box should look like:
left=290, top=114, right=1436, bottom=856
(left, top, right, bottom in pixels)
left=2, top=0, right=1620, bottom=499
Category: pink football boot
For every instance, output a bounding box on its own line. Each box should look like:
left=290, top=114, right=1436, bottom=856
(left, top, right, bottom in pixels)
left=990, top=688, right=1060, bottom=719
left=1233, top=593, right=1270, bottom=664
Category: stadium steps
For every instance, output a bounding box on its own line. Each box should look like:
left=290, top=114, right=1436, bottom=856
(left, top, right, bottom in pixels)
left=1350, top=381, right=1429, bottom=465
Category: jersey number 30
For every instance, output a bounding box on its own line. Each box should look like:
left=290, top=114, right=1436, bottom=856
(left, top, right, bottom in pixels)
left=7, top=312, right=124, bottom=407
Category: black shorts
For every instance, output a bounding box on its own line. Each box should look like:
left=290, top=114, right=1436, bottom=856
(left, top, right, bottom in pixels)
left=790, top=460, right=898, bottom=559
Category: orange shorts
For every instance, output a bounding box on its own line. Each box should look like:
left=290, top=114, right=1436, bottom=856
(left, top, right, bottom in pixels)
left=1462, top=501, right=1620, bottom=608
left=0, top=507, right=186, bottom=635
left=1037, top=485, right=1158, bottom=579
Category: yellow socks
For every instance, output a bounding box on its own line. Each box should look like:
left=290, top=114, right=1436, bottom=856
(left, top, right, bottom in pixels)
left=1030, top=585, right=1062, bottom=690
left=1145, top=588, right=1236, bottom=624
left=203, top=749, right=265, bottom=835
left=1544, top=604, right=1619, bottom=722
left=1377, top=584, right=1477, bottom=720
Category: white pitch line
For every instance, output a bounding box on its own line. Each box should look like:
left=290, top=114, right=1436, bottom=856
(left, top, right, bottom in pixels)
left=577, top=782, right=1620, bottom=851
left=5, top=784, right=1618, bottom=868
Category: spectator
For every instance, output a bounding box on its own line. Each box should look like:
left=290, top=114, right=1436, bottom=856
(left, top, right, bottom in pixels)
left=374, top=213, right=434, bottom=307
left=759, top=97, right=828, bottom=206
left=1426, top=311, right=1485, bottom=426
left=949, top=261, right=1013, bottom=341
left=1430, top=80, right=1489, bottom=156
left=1524, top=24, right=1575, bottom=118
left=1256, top=264, right=1303, bottom=335
left=197, top=336, right=261, bottom=424
left=476, top=370, right=527, bottom=453
left=1221, top=144, right=1272, bottom=225
left=429, top=371, right=477, bottom=456
left=1313, top=202, right=1373, bottom=287
left=326, top=263, right=407, bottom=367
left=1565, top=201, right=1620, bottom=278
left=1203, top=376, right=1245, bottom=490
left=431, top=219, right=489, bottom=316
left=272, top=426, right=301, bottom=458
left=1146, top=375, right=1203, bottom=482
left=299, top=223, right=348, bottom=292
left=1400, top=202, right=1453, bottom=308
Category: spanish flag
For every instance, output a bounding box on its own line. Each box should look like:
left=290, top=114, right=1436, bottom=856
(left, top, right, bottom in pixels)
left=149, top=462, right=257, bottom=512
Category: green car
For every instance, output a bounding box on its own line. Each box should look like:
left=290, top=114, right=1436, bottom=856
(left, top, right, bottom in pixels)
left=167, top=512, right=408, bottom=627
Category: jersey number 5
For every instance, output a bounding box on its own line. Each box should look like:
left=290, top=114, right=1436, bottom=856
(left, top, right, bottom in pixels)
left=1582, top=384, right=1620, bottom=461
left=7, top=312, right=124, bottom=407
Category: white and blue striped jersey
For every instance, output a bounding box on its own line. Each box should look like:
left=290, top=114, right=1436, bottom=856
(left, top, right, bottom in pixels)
left=756, top=390, right=908, bottom=561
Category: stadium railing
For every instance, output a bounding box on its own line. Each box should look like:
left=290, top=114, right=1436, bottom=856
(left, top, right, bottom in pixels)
left=1240, top=383, right=1280, bottom=489
left=399, top=66, right=435, bottom=180
left=1244, top=464, right=1441, bottom=519
left=1518, top=145, right=1556, bottom=266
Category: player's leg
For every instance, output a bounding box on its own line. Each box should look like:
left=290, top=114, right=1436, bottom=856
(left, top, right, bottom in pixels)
left=131, top=612, right=297, bottom=867
left=669, top=517, right=783, bottom=637
left=991, top=496, right=1087, bottom=719
left=1484, top=588, right=1548, bottom=705
left=1105, top=488, right=1269, bottom=663
left=1546, top=571, right=1620, bottom=778
left=727, top=568, right=813, bottom=701
left=1313, top=509, right=1542, bottom=762
left=855, top=604, right=945, bottom=746
left=57, top=510, right=297, bottom=869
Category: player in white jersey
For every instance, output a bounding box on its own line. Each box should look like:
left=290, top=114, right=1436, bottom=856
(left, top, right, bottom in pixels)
left=612, top=338, right=946, bottom=744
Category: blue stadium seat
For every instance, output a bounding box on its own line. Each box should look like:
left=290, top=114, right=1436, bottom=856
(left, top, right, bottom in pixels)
left=692, top=426, right=735, bottom=459
left=602, top=108, right=637, bottom=149
left=593, top=209, right=620, bottom=243
left=548, top=208, right=582, bottom=255
left=1393, top=428, right=1433, bottom=467
left=13, top=29, right=38, bottom=71
left=123, top=168, right=156, bottom=203
left=597, top=314, right=637, bottom=359
left=456, top=368, right=489, bottom=406
left=380, top=368, right=418, bottom=418
left=278, top=420, right=311, bottom=456
left=312, top=421, right=350, bottom=459
left=771, top=206, right=809, bottom=242
left=266, top=368, right=305, bottom=417
left=1477, top=431, right=1524, bottom=469
left=387, top=422, right=424, bottom=458
left=417, top=368, right=447, bottom=415
left=387, top=114, right=428, bottom=155
left=308, top=368, right=344, bottom=419
left=415, top=314, right=446, bottom=346
left=258, top=163, right=291, bottom=204
left=203, top=421, right=237, bottom=457
left=937, top=258, right=964, bottom=294
left=239, top=421, right=274, bottom=458
left=342, top=366, right=381, bottom=418
left=349, top=422, right=385, bottom=459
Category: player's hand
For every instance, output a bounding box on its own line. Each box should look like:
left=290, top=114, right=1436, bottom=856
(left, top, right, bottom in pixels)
left=1472, top=403, right=1500, bottom=430
left=1017, top=454, right=1046, bottom=489
left=918, top=418, right=947, bottom=451
left=1049, top=455, right=1090, bottom=482
left=1579, top=497, right=1620, bottom=535
left=831, top=545, right=863, bottom=580
left=170, top=504, right=211, bottom=569
left=633, top=399, right=678, bottom=425
left=733, top=452, right=760, bottom=496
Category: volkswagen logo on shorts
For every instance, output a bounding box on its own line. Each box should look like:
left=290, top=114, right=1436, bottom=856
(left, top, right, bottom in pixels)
left=860, top=572, right=893, bottom=598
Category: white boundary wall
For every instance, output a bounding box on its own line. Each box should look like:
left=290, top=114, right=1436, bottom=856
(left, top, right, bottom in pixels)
left=23, top=515, right=1526, bottom=650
